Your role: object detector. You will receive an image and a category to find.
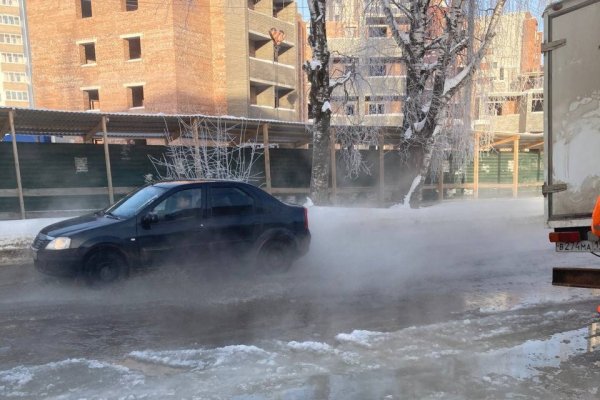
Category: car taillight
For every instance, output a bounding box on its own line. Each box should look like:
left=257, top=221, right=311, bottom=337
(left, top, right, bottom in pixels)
left=549, top=231, right=581, bottom=243
left=303, top=207, right=309, bottom=231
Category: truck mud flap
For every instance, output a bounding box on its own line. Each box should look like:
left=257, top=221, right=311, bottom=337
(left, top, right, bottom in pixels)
left=553, top=267, right=600, bottom=289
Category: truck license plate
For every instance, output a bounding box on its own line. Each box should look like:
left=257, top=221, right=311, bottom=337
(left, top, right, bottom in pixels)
left=556, top=241, right=600, bottom=252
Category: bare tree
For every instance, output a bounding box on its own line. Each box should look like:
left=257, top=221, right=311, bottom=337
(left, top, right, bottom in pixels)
left=377, top=0, right=507, bottom=206
left=149, top=117, right=262, bottom=183
left=303, top=0, right=352, bottom=205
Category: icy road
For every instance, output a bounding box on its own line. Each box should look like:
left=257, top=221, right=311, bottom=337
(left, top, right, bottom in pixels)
left=1, top=198, right=600, bottom=399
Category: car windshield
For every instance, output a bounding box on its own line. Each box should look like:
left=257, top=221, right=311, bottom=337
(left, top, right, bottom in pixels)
left=104, top=186, right=167, bottom=219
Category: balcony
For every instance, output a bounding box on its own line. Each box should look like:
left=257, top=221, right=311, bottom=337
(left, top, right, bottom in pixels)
left=363, top=75, right=406, bottom=94
left=363, top=113, right=404, bottom=127
left=249, top=104, right=297, bottom=121
left=249, top=57, right=296, bottom=88
left=489, top=114, right=521, bottom=133
left=328, top=37, right=403, bottom=57
left=248, top=9, right=296, bottom=44
left=525, top=111, right=543, bottom=133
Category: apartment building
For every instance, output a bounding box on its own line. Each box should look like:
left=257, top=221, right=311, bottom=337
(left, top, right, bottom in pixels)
left=26, top=0, right=304, bottom=121
left=323, top=3, right=543, bottom=135
left=325, top=0, right=405, bottom=127
left=473, top=12, right=543, bottom=135
left=0, top=0, right=32, bottom=107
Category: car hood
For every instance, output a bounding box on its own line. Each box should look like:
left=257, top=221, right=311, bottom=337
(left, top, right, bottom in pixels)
left=40, top=213, right=122, bottom=237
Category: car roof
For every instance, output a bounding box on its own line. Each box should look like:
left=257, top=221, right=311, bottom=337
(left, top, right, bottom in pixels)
left=152, top=180, right=249, bottom=189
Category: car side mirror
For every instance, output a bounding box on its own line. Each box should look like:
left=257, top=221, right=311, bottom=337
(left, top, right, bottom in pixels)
left=142, top=212, right=159, bottom=227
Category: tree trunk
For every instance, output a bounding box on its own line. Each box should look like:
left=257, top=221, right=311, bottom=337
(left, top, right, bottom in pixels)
left=304, top=0, right=332, bottom=205
left=395, top=134, right=436, bottom=208
left=310, top=114, right=331, bottom=204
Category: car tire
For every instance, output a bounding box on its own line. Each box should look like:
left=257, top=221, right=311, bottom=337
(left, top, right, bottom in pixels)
left=83, top=250, right=128, bottom=286
left=256, top=239, right=294, bottom=273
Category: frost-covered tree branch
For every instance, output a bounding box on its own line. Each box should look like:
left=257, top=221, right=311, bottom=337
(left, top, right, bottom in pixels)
left=149, top=117, right=262, bottom=183
left=375, top=0, right=507, bottom=207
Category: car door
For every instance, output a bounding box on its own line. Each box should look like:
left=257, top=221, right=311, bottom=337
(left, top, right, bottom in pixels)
left=205, top=183, right=261, bottom=256
left=136, top=186, right=208, bottom=267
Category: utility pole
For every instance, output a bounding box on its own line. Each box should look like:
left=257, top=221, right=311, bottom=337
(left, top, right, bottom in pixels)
left=465, top=0, right=476, bottom=142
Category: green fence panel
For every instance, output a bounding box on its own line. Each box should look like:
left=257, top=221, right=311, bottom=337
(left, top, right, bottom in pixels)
left=16, top=142, right=108, bottom=189
left=0, top=143, right=18, bottom=189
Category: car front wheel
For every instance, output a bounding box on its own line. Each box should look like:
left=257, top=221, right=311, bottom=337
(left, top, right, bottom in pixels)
left=83, top=250, right=127, bottom=286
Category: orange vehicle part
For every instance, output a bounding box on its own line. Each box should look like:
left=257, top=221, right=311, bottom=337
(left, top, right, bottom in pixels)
left=592, top=196, right=600, bottom=237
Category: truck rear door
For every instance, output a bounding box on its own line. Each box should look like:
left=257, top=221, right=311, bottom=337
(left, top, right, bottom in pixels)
left=544, top=0, right=600, bottom=227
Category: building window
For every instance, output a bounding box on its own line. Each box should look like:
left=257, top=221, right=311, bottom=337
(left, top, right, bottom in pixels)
left=1, top=52, right=24, bottom=63
left=3, top=71, right=27, bottom=82
left=344, top=27, right=356, bottom=37
left=345, top=104, right=355, bottom=116
left=0, top=14, right=19, bottom=25
left=128, top=85, right=144, bottom=108
left=248, top=0, right=261, bottom=10
left=368, top=103, right=385, bottom=115
left=0, top=0, right=19, bottom=6
left=487, top=102, right=503, bottom=116
left=83, top=89, right=99, bottom=110
left=368, top=61, right=386, bottom=77
left=0, top=34, right=21, bottom=44
left=5, top=90, right=28, bottom=101
left=79, top=42, right=96, bottom=65
left=80, top=0, right=92, bottom=18
left=531, top=93, right=543, bottom=112
left=368, top=26, right=387, bottom=38
left=499, top=67, right=505, bottom=80
left=124, top=0, right=138, bottom=11
left=124, top=37, right=141, bottom=60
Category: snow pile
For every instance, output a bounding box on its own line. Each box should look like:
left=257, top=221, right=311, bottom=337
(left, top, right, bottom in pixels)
left=335, top=330, right=388, bottom=348
left=0, top=217, right=64, bottom=241
left=287, top=341, right=334, bottom=354
left=0, top=217, right=65, bottom=265
left=309, top=59, right=321, bottom=70
left=128, top=345, right=272, bottom=371
left=0, top=359, right=143, bottom=398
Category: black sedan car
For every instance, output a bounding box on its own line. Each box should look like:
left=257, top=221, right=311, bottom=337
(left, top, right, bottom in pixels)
left=32, top=180, right=310, bottom=284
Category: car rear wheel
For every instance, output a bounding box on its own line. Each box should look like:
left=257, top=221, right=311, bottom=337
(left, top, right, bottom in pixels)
left=257, top=239, right=294, bottom=273
left=83, top=250, right=127, bottom=286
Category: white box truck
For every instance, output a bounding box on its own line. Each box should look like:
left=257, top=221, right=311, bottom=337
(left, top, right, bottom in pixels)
left=543, top=0, right=600, bottom=287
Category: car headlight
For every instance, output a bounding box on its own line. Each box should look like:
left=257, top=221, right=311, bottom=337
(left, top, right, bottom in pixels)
left=45, top=237, right=71, bottom=250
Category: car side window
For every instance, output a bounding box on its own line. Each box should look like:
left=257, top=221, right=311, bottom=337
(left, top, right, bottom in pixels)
left=152, top=188, right=203, bottom=221
left=210, top=187, right=254, bottom=217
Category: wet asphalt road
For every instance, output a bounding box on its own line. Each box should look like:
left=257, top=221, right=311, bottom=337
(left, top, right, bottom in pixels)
left=0, top=260, right=487, bottom=370
left=3, top=200, right=600, bottom=398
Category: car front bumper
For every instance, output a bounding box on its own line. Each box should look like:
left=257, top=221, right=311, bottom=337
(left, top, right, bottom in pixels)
left=33, top=248, right=81, bottom=277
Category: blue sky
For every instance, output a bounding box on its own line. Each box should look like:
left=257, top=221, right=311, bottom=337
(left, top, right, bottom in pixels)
left=298, top=0, right=310, bottom=20
left=296, top=0, right=543, bottom=26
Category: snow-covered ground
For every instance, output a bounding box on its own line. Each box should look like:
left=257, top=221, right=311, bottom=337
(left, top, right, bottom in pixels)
left=0, top=218, right=64, bottom=265
left=1, top=198, right=600, bottom=399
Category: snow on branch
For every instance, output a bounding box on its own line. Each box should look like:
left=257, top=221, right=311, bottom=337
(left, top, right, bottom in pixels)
left=381, top=0, right=410, bottom=50
left=329, top=70, right=353, bottom=90
left=448, top=37, right=469, bottom=56
left=442, top=0, right=507, bottom=101
left=443, top=61, right=474, bottom=96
